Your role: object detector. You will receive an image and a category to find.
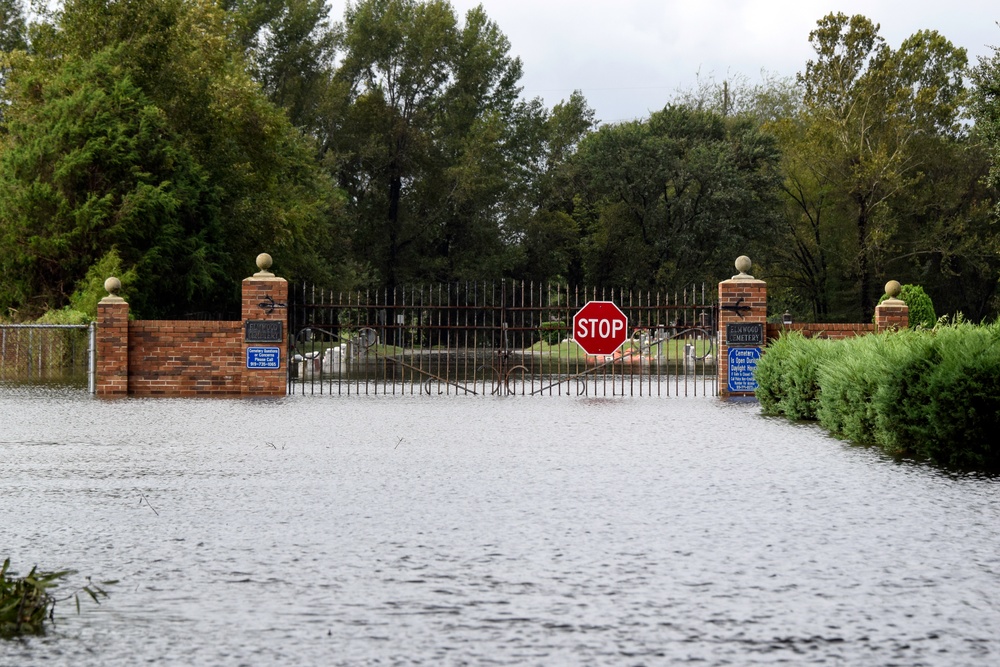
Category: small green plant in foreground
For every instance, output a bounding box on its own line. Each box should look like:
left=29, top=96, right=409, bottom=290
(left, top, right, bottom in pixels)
left=1, top=558, right=115, bottom=639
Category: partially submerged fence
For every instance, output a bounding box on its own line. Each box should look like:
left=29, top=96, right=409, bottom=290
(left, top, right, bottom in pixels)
left=288, top=281, right=718, bottom=397
left=0, top=323, right=96, bottom=392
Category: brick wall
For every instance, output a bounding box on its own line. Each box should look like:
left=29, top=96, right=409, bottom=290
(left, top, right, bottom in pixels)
left=717, top=258, right=910, bottom=399
left=96, top=259, right=287, bottom=397
left=766, top=322, right=875, bottom=340
left=127, top=321, right=243, bottom=396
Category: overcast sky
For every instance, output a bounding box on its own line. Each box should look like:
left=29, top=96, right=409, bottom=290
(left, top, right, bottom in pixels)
left=329, top=0, right=1000, bottom=124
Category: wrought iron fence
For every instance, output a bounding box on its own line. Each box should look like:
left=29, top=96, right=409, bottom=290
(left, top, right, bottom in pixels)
left=0, top=324, right=96, bottom=392
left=288, top=282, right=717, bottom=397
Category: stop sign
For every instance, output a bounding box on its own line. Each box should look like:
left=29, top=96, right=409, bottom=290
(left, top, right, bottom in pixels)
left=573, top=301, right=628, bottom=355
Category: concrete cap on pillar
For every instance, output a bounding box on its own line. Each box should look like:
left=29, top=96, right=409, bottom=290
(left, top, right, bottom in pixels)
left=884, top=280, right=902, bottom=299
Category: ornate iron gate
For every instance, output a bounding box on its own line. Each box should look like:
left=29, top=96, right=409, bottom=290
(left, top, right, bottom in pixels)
left=288, top=282, right=717, bottom=397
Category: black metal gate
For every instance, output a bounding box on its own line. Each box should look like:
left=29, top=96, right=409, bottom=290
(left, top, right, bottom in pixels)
left=287, top=281, right=717, bottom=397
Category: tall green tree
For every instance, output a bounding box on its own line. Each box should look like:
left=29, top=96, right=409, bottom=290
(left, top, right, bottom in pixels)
left=0, top=50, right=220, bottom=315
left=1, top=0, right=27, bottom=126
left=512, top=90, right=596, bottom=284
left=882, top=130, right=1000, bottom=320
left=222, top=0, right=337, bottom=134
left=797, top=13, right=968, bottom=319
left=327, top=0, right=544, bottom=287
left=0, top=0, right=25, bottom=52
left=971, top=32, right=1000, bottom=209
left=0, top=0, right=341, bottom=318
left=572, top=105, right=783, bottom=290
left=766, top=112, right=852, bottom=320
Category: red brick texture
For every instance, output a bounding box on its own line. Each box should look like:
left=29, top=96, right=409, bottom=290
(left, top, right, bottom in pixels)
left=96, top=300, right=129, bottom=396
left=95, top=275, right=288, bottom=397
left=127, top=321, right=243, bottom=396
left=875, top=299, right=909, bottom=332
left=766, top=322, right=875, bottom=340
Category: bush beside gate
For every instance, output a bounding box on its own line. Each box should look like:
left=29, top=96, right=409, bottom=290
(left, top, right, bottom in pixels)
left=755, top=321, right=1000, bottom=470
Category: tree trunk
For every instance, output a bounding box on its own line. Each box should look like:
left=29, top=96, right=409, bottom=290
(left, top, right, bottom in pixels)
left=386, top=162, right=402, bottom=291
left=856, top=195, right=873, bottom=320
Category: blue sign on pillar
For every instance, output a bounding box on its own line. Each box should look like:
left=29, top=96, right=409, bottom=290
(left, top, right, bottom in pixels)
left=727, top=346, right=761, bottom=392
left=247, top=346, right=281, bottom=369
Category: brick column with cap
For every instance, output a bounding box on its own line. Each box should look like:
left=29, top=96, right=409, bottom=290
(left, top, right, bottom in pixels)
left=241, top=253, right=288, bottom=396
left=718, top=256, right=767, bottom=398
left=96, top=277, right=129, bottom=396
left=875, top=280, right=909, bottom=332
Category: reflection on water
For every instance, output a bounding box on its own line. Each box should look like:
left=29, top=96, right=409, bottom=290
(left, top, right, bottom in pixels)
left=1, top=389, right=998, bottom=666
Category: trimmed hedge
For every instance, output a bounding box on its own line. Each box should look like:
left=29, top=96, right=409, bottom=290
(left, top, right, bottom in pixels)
left=755, top=321, right=1000, bottom=470
left=756, top=333, right=838, bottom=421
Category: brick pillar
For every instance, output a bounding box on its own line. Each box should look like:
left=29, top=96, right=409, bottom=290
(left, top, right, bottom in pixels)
left=875, top=280, right=909, bottom=332
left=241, top=253, right=288, bottom=396
left=718, top=256, right=767, bottom=398
left=96, top=277, right=129, bottom=396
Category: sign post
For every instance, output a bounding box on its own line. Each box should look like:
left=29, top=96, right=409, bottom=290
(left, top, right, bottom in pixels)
left=573, top=301, right=628, bottom=356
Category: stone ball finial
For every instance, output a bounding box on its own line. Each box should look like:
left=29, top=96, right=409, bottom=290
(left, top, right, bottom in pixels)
left=254, top=252, right=275, bottom=278
left=885, top=280, right=902, bottom=299
left=104, top=276, right=122, bottom=296
left=732, top=255, right=754, bottom=280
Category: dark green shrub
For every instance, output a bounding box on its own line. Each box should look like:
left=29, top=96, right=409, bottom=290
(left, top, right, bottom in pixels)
left=761, top=320, right=1000, bottom=471
left=816, top=335, right=894, bottom=444
left=878, top=284, right=937, bottom=329
left=753, top=332, right=797, bottom=416
left=870, top=330, right=938, bottom=456
left=538, top=320, right=566, bottom=346
left=779, top=337, right=839, bottom=421
left=919, top=322, right=1000, bottom=469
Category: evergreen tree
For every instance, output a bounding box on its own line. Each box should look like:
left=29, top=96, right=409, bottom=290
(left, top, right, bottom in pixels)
left=0, top=0, right=341, bottom=318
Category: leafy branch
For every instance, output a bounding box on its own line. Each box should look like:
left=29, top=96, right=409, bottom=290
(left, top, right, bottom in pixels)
left=1, top=558, right=116, bottom=639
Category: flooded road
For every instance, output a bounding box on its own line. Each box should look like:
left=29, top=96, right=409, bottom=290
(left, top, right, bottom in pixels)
left=2, top=388, right=998, bottom=665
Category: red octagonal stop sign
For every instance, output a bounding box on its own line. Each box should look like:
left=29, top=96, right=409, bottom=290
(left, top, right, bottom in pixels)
left=573, top=301, right=628, bottom=355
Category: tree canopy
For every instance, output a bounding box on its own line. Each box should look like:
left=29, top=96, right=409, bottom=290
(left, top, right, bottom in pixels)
left=325, top=0, right=547, bottom=287
left=0, top=0, right=340, bottom=318
left=1, top=4, right=998, bottom=322
left=572, top=105, right=782, bottom=289
left=793, top=13, right=971, bottom=320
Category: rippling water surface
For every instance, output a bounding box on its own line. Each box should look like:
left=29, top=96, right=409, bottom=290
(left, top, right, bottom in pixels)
left=1, top=387, right=998, bottom=666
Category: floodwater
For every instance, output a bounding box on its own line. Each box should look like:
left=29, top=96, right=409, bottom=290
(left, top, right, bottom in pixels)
left=1, top=386, right=998, bottom=666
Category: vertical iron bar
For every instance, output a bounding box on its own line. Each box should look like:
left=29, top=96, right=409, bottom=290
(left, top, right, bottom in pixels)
left=88, top=321, right=96, bottom=394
